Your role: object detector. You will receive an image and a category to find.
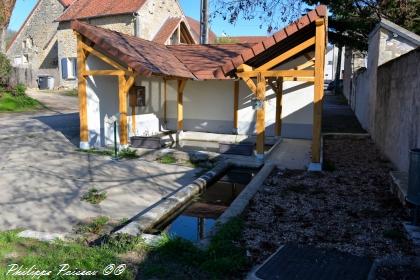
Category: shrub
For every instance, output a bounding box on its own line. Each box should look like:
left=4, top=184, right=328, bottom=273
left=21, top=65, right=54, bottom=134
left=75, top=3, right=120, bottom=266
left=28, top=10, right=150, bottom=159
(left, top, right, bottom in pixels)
left=12, top=83, right=26, bottom=96
left=0, top=52, right=11, bottom=86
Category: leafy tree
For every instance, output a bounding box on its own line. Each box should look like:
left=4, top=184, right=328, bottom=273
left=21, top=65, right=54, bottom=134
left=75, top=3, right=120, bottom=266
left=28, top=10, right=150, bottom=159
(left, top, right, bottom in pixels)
left=211, top=0, right=420, bottom=51
left=0, top=0, right=17, bottom=53
left=0, top=51, right=11, bottom=85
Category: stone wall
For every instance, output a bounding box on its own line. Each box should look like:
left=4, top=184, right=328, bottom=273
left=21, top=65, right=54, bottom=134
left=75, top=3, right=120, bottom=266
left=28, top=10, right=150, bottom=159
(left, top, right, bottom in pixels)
left=6, top=0, right=64, bottom=88
left=57, top=0, right=185, bottom=88
left=373, top=48, right=420, bottom=172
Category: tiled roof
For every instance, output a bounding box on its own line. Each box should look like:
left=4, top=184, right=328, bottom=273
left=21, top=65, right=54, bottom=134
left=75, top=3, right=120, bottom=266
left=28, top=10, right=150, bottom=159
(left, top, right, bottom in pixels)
left=153, top=17, right=182, bottom=44
left=228, top=36, right=267, bottom=44
left=71, top=21, right=194, bottom=78
left=57, top=0, right=146, bottom=21
left=59, top=0, right=75, bottom=7
left=168, top=44, right=254, bottom=79
left=214, top=5, right=327, bottom=78
left=185, top=16, right=217, bottom=43
left=71, top=6, right=327, bottom=80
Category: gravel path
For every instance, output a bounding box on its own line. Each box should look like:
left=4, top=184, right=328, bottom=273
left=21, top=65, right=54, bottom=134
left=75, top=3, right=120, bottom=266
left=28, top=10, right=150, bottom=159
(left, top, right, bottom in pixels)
left=242, top=137, right=414, bottom=264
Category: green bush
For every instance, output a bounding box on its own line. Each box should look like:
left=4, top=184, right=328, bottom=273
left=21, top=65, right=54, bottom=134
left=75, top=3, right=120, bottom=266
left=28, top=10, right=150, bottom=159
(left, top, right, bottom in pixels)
left=0, top=52, right=11, bottom=85
left=12, top=83, right=26, bottom=96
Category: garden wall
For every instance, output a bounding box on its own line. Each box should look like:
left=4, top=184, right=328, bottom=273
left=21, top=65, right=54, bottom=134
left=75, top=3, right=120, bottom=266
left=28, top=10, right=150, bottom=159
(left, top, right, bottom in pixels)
left=372, top=48, right=420, bottom=172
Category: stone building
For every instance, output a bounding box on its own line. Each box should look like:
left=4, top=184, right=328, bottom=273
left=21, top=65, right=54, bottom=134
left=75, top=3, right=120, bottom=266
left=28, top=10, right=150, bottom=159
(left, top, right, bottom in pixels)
left=7, top=0, right=197, bottom=88
left=6, top=0, right=73, bottom=88
left=55, top=0, right=196, bottom=88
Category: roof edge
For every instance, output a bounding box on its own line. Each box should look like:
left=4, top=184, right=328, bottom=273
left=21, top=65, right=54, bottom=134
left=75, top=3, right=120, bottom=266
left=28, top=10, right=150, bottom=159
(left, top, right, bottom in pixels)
left=369, top=18, right=420, bottom=46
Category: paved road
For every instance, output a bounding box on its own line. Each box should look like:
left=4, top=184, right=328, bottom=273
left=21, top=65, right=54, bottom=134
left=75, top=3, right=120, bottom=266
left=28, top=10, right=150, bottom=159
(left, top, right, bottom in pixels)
left=0, top=91, right=198, bottom=234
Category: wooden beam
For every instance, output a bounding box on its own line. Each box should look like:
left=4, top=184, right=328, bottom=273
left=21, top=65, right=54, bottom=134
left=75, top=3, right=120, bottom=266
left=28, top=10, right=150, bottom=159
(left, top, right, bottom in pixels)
left=256, top=73, right=266, bottom=155
left=177, top=80, right=187, bottom=131
left=296, top=59, right=315, bottom=70
left=236, top=72, right=257, bottom=94
left=257, top=37, right=316, bottom=71
left=118, top=75, right=128, bottom=146
left=312, top=19, right=326, bottom=164
left=233, top=81, right=239, bottom=132
left=125, top=75, right=136, bottom=93
left=237, top=64, right=254, bottom=73
left=282, top=77, right=315, bottom=82
left=83, top=70, right=131, bottom=76
left=76, top=34, right=88, bottom=146
left=163, top=79, right=167, bottom=123
left=81, top=41, right=127, bottom=71
left=239, top=70, right=314, bottom=78
left=131, top=106, right=136, bottom=135
left=273, top=77, right=283, bottom=137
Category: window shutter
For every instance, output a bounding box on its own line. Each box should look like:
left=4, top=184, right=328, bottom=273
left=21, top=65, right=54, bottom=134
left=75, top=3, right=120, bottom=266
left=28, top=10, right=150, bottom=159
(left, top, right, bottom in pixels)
left=61, top=58, right=68, bottom=79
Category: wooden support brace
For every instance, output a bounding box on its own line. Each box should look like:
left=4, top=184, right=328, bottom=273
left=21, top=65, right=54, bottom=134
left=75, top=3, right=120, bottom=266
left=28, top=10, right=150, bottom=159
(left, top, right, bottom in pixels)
left=312, top=19, right=326, bottom=164
left=257, top=37, right=316, bottom=71
left=240, top=70, right=314, bottom=78
left=269, top=77, right=283, bottom=137
left=81, top=41, right=127, bottom=71
left=83, top=70, right=131, bottom=76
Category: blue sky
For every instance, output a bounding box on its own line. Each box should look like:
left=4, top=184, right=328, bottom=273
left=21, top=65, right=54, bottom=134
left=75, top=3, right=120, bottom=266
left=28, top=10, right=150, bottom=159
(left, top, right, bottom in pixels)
left=9, top=0, right=268, bottom=36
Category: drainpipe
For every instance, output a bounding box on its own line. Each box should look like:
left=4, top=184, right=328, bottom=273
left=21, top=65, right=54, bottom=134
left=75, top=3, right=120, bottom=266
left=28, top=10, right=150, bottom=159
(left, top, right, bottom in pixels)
left=134, top=12, right=141, bottom=37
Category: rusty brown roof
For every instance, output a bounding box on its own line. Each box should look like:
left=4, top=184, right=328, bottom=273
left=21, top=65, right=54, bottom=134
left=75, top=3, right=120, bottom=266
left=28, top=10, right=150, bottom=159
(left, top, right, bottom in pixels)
left=228, top=36, right=267, bottom=44
left=214, top=5, right=327, bottom=78
left=72, top=21, right=194, bottom=79
left=168, top=44, right=254, bottom=80
left=153, top=17, right=183, bottom=44
left=71, top=6, right=327, bottom=81
left=185, top=16, right=217, bottom=43
left=57, top=0, right=146, bottom=21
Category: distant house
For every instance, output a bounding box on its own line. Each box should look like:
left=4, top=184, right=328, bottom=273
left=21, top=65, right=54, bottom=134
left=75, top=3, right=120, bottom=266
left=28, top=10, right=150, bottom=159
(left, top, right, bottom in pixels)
left=7, top=0, right=198, bottom=88
left=6, top=0, right=73, bottom=87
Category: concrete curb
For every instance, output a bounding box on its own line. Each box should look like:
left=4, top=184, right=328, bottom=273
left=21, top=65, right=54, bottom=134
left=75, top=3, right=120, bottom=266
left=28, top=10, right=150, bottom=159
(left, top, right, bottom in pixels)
left=116, top=161, right=231, bottom=236
left=18, top=230, right=66, bottom=242
left=200, top=162, right=276, bottom=247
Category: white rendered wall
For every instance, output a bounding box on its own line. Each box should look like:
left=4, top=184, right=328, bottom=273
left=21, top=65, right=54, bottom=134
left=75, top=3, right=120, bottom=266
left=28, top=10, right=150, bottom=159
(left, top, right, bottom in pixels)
left=85, top=54, right=315, bottom=148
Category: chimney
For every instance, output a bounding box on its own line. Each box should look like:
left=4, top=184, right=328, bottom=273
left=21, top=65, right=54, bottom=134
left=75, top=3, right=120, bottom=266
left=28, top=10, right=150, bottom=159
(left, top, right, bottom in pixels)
left=200, top=0, right=209, bottom=44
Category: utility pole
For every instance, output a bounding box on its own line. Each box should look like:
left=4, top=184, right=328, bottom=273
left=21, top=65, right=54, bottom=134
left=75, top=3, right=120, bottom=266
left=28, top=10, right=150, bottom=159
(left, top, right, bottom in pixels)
left=200, top=0, right=209, bottom=44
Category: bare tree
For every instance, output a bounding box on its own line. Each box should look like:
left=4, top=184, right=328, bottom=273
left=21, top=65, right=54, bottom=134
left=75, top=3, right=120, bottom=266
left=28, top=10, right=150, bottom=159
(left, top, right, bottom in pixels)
left=0, top=0, right=17, bottom=53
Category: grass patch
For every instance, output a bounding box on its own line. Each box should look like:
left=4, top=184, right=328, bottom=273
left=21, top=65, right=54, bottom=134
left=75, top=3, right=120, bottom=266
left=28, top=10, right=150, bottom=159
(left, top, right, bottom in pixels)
left=77, top=148, right=138, bottom=159
left=81, top=188, right=107, bottom=205
left=159, top=154, right=177, bottom=164
left=138, top=218, right=249, bottom=279
left=118, top=148, right=139, bottom=159
left=0, top=92, right=42, bottom=112
left=0, top=230, right=134, bottom=279
left=76, top=216, right=110, bottom=235
left=76, top=148, right=114, bottom=157
left=61, top=89, right=78, bottom=97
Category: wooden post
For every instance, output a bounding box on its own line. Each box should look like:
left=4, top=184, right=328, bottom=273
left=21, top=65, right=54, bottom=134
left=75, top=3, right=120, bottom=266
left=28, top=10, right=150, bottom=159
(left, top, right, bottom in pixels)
left=275, top=77, right=283, bottom=137
left=233, top=81, right=239, bottom=133
left=312, top=19, right=326, bottom=164
left=177, top=80, right=186, bottom=131
left=163, top=79, right=167, bottom=123
left=131, top=105, right=136, bottom=135
left=76, top=33, right=88, bottom=149
left=256, top=73, right=266, bottom=156
left=119, top=75, right=128, bottom=146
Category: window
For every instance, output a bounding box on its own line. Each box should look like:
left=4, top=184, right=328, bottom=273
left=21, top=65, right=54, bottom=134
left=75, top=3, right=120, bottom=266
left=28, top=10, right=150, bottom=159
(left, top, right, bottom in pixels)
left=129, top=86, right=146, bottom=107
left=61, top=57, right=77, bottom=80
left=22, top=54, right=29, bottom=64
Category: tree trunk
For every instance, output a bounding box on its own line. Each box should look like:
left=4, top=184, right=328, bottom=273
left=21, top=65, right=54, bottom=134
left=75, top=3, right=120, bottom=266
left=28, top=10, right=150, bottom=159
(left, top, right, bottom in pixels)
left=334, top=45, right=343, bottom=95
left=0, top=27, right=6, bottom=53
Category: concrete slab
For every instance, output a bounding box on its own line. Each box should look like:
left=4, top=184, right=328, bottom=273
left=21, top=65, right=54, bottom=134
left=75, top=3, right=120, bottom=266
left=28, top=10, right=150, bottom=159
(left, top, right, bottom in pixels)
left=266, top=138, right=311, bottom=170
left=0, top=93, right=199, bottom=235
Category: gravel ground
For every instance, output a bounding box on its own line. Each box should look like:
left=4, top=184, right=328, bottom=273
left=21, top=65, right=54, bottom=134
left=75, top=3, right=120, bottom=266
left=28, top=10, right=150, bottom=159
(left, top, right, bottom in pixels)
left=241, top=137, right=415, bottom=265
